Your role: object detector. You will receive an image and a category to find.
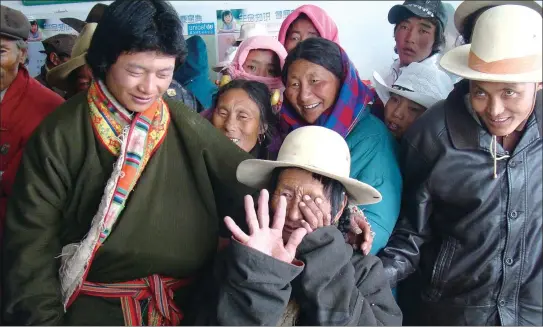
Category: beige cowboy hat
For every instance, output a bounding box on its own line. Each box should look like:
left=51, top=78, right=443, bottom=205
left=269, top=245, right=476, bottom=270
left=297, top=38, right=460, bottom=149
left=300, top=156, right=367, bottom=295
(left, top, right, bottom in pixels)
left=235, top=22, right=268, bottom=43
left=440, top=5, right=542, bottom=83
left=454, top=0, right=542, bottom=34
left=212, top=46, right=238, bottom=73
left=236, top=126, right=382, bottom=205
left=60, top=3, right=108, bottom=33
left=47, top=23, right=97, bottom=91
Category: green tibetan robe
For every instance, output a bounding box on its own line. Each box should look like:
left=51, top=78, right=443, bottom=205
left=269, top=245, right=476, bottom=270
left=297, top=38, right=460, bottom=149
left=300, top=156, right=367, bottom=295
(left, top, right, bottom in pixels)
left=2, top=91, right=253, bottom=325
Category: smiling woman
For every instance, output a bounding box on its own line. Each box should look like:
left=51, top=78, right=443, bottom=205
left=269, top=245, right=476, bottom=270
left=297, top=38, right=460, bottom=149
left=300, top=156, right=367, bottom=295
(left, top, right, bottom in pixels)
left=207, top=79, right=279, bottom=159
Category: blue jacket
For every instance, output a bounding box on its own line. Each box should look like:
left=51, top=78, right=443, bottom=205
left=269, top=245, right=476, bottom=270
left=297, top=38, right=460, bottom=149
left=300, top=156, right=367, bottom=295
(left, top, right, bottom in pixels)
left=174, top=35, right=217, bottom=110
left=346, top=109, right=402, bottom=255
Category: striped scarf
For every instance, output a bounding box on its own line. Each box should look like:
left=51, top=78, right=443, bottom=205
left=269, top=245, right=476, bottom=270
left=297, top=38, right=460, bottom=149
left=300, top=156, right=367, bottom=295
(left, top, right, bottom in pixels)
left=279, top=48, right=374, bottom=139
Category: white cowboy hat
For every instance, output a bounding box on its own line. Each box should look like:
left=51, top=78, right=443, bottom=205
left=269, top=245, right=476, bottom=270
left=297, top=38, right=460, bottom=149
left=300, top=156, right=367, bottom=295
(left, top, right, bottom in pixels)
left=235, top=22, right=268, bottom=43
left=373, top=62, right=454, bottom=109
left=441, top=5, right=542, bottom=83
left=236, top=126, right=382, bottom=206
left=454, top=0, right=542, bottom=34
left=47, top=23, right=97, bottom=91
left=212, top=46, right=238, bottom=73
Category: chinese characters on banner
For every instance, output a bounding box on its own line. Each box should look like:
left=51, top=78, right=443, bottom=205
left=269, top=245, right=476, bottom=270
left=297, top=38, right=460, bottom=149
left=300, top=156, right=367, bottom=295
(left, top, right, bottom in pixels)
left=215, top=7, right=295, bottom=69
left=179, top=11, right=218, bottom=79
left=23, top=6, right=297, bottom=80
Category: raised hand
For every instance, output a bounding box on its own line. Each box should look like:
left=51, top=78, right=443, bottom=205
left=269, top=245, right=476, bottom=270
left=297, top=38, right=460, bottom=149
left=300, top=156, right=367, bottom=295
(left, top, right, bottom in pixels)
left=224, top=189, right=307, bottom=264
left=298, top=195, right=332, bottom=233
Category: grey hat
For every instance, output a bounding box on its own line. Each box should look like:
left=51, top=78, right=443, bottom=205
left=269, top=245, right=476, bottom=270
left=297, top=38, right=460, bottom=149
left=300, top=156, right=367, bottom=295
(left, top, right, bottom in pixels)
left=0, top=5, right=31, bottom=41
left=388, top=0, right=448, bottom=30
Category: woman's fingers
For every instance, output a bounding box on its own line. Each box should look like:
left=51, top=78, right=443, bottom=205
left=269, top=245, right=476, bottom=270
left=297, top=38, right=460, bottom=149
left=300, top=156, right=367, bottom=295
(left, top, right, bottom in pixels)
left=299, top=196, right=319, bottom=228
left=271, top=195, right=287, bottom=231
left=300, top=220, right=314, bottom=234
left=284, top=227, right=307, bottom=257
left=300, top=195, right=331, bottom=228
left=315, top=197, right=332, bottom=226
left=257, top=189, right=270, bottom=229
left=244, top=194, right=259, bottom=235
left=224, top=216, right=250, bottom=244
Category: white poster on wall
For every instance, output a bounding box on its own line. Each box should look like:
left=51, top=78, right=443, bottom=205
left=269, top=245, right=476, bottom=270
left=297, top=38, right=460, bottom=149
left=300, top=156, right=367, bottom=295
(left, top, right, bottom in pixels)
left=24, top=16, right=78, bottom=77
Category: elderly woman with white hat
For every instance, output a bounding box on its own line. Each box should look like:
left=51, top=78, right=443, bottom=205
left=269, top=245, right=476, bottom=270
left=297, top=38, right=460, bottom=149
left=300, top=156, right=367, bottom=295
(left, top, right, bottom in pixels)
left=378, top=5, right=542, bottom=326
left=197, top=126, right=401, bottom=326
left=373, top=61, right=454, bottom=139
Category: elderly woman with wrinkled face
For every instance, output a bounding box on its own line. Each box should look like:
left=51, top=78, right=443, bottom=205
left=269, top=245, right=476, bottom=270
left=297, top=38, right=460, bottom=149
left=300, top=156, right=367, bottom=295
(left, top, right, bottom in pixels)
left=198, top=126, right=402, bottom=326
left=204, top=79, right=280, bottom=160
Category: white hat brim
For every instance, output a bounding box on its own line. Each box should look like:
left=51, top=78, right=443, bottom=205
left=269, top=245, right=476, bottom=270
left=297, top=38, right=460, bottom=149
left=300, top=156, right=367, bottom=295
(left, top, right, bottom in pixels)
left=212, top=60, right=231, bottom=72
left=237, top=159, right=382, bottom=206
left=454, top=1, right=542, bottom=33
left=372, top=71, right=438, bottom=109
left=440, top=45, right=542, bottom=83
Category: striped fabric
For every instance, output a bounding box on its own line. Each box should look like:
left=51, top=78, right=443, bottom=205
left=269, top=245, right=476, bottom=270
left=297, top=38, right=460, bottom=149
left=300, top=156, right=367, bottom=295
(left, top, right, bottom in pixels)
left=61, top=81, right=188, bottom=326
left=87, top=80, right=170, bottom=244
left=81, top=275, right=193, bottom=326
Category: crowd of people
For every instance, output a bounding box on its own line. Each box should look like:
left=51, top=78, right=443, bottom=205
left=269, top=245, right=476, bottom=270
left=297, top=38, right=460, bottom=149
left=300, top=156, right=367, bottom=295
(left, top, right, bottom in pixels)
left=0, top=0, right=541, bottom=325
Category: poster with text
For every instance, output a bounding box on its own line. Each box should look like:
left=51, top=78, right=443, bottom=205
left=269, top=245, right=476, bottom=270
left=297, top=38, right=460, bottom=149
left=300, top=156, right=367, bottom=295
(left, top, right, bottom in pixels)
left=215, top=7, right=297, bottom=69
left=24, top=18, right=78, bottom=77
left=179, top=12, right=217, bottom=81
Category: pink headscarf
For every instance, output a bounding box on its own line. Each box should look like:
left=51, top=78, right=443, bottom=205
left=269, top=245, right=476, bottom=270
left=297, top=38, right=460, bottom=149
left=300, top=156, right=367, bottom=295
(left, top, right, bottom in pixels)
left=277, top=4, right=339, bottom=46
left=225, top=35, right=288, bottom=91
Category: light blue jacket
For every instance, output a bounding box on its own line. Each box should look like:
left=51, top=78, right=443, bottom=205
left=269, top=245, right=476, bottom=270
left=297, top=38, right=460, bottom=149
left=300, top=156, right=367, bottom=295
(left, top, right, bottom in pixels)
left=346, top=109, right=402, bottom=255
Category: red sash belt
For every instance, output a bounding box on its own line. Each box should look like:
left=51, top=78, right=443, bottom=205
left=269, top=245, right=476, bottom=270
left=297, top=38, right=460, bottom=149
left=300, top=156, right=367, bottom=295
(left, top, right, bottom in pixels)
left=81, top=274, right=192, bottom=326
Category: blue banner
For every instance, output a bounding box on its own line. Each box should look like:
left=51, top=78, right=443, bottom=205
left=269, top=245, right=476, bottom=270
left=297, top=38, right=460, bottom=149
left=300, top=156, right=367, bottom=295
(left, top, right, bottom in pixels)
left=187, top=23, right=215, bottom=36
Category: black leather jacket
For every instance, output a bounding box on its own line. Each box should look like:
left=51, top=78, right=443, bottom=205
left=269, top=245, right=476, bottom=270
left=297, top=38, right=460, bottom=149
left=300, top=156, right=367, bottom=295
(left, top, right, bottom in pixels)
left=379, top=80, right=542, bottom=326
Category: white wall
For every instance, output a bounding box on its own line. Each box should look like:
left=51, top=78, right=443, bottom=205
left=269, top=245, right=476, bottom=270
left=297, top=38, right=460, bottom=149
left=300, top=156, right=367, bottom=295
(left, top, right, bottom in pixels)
left=10, top=0, right=534, bottom=80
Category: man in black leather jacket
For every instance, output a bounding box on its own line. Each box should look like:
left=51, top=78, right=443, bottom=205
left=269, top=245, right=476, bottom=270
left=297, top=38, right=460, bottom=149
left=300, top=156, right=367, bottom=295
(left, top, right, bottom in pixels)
left=378, top=5, right=542, bottom=326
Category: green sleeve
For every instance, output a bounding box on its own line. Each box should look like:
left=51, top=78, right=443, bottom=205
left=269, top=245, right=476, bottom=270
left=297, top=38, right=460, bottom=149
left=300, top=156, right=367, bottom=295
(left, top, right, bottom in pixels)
left=2, top=124, right=70, bottom=325
left=192, top=111, right=256, bottom=237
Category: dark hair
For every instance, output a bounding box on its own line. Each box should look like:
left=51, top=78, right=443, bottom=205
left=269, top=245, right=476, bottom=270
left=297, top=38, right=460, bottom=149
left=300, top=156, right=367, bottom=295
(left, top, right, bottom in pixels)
left=212, top=79, right=277, bottom=140
left=86, top=0, right=187, bottom=81
left=30, top=20, right=37, bottom=26
left=269, top=168, right=347, bottom=219
left=393, top=14, right=446, bottom=55
left=222, top=10, right=233, bottom=22
left=282, top=37, right=345, bottom=85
